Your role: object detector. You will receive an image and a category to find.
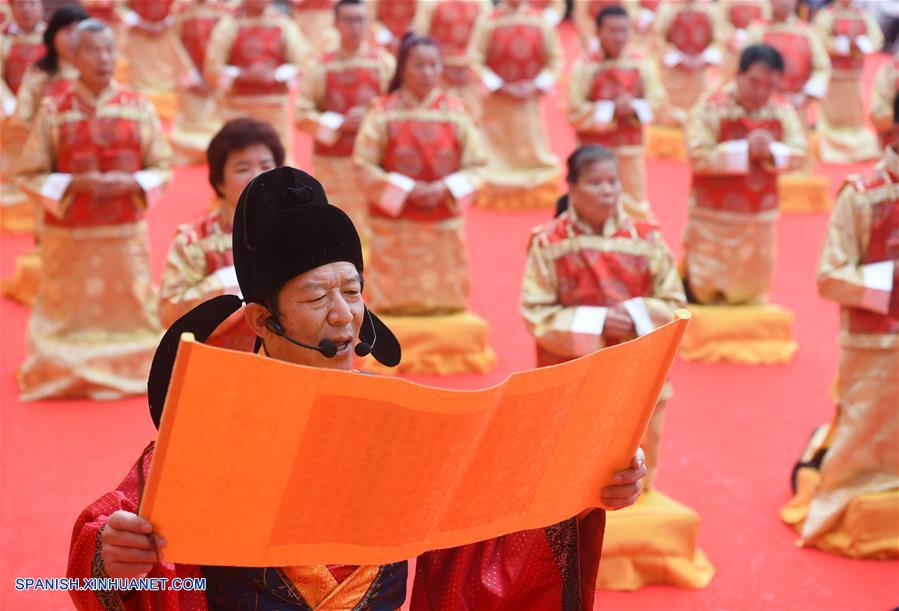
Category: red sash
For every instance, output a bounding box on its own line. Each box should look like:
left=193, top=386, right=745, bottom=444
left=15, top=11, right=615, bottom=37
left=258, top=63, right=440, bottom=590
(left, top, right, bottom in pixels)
left=52, top=89, right=146, bottom=227
left=314, top=51, right=384, bottom=157
left=430, top=1, right=482, bottom=58
left=848, top=176, right=899, bottom=335
left=537, top=216, right=655, bottom=366
left=641, top=0, right=661, bottom=10
left=486, top=14, right=545, bottom=82
left=580, top=61, right=644, bottom=147
left=372, top=93, right=463, bottom=222
left=377, top=0, right=416, bottom=38
left=764, top=29, right=812, bottom=93
left=229, top=23, right=288, bottom=96
left=667, top=9, right=712, bottom=56
left=129, top=0, right=174, bottom=23
left=3, top=39, right=44, bottom=94
left=692, top=112, right=783, bottom=213
left=728, top=3, right=763, bottom=29
left=831, top=13, right=867, bottom=71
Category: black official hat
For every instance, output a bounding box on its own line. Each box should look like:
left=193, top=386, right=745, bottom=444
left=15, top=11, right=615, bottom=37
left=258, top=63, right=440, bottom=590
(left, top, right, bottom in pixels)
left=147, top=167, right=401, bottom=429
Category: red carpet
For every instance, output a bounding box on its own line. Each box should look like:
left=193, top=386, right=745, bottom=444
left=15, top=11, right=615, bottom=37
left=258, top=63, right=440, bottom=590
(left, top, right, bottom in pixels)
left=1, top=23, right=897, bottom=610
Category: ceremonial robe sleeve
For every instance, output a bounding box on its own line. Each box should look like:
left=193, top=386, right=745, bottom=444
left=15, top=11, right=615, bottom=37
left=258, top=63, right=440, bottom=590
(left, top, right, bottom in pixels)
left=686, top=101, right=745, bottom=175
left=443, top=107, right=486, bottom=203
left=134, top=98, right=172, bottom=208
left=158, top=227, right=238, bottom=328
left=628, top=233, right=687, bottom=334
left=858, top=10, right=885, bottom=54
left=66, top=444, right=208, bottom=611
left=813, top=9, right=840, bottom=55
left=573, top=0, right=597, bottom=52
left=15, top=100, right=74, bottom=218
left=0, top=38, right=15, bottom=117
left=870, top=61, right=896, bottom=135
left=817, top=184, right=893, bottom=315
left=534, top=17, right=563, bottom=91
left=203, top=15, right=239, bottom=90
left=294, top=57, right=328, bottom=134
left=520, top=234, right=608, bottom=358
left=12, top=66, right=44, bottom=126
left=769, top=101, right=807, bottom=172
left=566, top=59, right=602, bottom=133
left=653, top=3, right=681, bottom=60
left=541, top=0, right=565, bottom=27
left=353, top=104, right=413, bottom=214
left=468, top=14, right=503, bottom=92
left=804, top=26, right=831, bottom=98
left=412, top=0, right=436, bottom=36
left=280, top=18, right=310, bottom=77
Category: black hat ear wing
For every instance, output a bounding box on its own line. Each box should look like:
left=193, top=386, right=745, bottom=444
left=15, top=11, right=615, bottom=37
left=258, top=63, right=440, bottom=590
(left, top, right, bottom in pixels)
left=147, top=295, right=243, bottom=429
left=361, top=308, right=402, bottom=368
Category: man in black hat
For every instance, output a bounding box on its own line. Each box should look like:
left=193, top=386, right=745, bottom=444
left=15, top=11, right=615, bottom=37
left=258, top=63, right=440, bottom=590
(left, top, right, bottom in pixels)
left=66, top=167, right=646, bottom=610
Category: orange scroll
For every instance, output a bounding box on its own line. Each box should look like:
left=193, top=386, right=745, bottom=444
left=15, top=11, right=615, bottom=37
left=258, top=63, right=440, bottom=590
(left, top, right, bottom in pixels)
left=140, top=312, right=690, bottom=567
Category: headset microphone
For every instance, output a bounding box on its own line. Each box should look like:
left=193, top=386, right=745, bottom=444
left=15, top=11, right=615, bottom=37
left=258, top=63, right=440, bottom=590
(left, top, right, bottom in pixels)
left=266, top=317, right=339, bottom=358
left=353, top=309, right=377, bottom=357
left=266, top=307, right=378, bottom=359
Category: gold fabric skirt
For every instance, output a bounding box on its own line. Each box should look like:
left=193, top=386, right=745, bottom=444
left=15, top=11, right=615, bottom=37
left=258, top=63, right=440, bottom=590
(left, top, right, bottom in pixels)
left=366, top=216, right=469, bottom=315
left=171, top=90, right=223, bottom=165
left=312, top=154, right=368, bottom=241
left=18, top=221, right=161, bottom=401
left=684, top=207, right=777, bottom=305
left=818, top=71, right=880, bottom=163
left=481, top=91, right=560, bottom=191
left=801, top=346, right=899, bottom=542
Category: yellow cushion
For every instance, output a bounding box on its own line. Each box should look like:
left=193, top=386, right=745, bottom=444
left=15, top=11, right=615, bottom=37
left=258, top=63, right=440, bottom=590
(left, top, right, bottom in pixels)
left=359, top=310, right=496, bottom=375
left=645, top=125, right=687, bottom=161
left=784, top=472, right=899, bottom=559
left=476, top=180, right=559, bottom=211
left=598, top=490, right=715, bottom=591
left=779, top=174, right=832, bottom=214
left=1, top=248, right=41, bottom=306
left=680, top=303, right=797, bottom=364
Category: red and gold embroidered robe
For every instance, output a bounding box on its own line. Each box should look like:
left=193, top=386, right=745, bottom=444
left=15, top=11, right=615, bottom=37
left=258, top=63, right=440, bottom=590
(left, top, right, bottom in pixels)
left=205, top=6, right=309, bottom=161
left=169, top=0, right=231, bottom=163
left=414, top=0, right=488, bottom=118
left=1, top=18, right=45, bottom=212
left=781, top=146, right=899, bottom=555
left=353, top=88, right=485, bottom=314
left=812, top=4, right=883, bottom=163
left=15, top=80, right=170, bottom=400
left=653, top=0, right=724, bottom=127
left=469, top=2, right=562, bottom=208
left=567, top=49, right=664, bottom=218
left=296, top=43, right=394, bottom=239
left=684, top=85, right=806, bottom=305
left=159, top=208, right=256, bottom=353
